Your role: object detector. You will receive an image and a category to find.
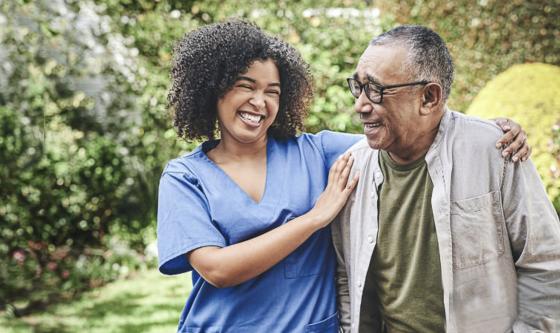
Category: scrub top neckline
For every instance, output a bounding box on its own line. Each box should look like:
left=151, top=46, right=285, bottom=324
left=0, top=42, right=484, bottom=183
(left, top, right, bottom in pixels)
left=198, top=137, right=276, bottom=206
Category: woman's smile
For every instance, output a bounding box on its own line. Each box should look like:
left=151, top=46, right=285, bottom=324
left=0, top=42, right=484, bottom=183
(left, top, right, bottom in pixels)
left=238, top=111, right=266, bottom=128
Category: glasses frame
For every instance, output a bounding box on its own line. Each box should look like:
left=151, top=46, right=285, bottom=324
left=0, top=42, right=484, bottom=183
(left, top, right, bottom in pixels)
left=346, top=78, right=431, bottom=104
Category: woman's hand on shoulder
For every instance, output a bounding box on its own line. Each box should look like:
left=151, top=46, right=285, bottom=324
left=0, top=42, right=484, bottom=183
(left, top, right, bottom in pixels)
left=308, top=153, right=359, bottom=229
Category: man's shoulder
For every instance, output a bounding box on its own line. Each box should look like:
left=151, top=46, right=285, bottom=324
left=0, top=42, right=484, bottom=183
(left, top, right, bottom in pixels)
left=447, top=110, right=502, bottom=143
left=345, top=138, right=376, bottom=162
left=437, top=111, right=505, bottom=170
left=345, top=138, right=373, bottom=154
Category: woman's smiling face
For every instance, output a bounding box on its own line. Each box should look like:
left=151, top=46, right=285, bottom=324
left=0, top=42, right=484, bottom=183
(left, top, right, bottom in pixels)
left=216, top=59, right=281, bottom=145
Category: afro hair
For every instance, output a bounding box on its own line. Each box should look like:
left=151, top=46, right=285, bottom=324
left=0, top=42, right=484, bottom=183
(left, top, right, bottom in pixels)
left=168, top=20, right=314, bottom=141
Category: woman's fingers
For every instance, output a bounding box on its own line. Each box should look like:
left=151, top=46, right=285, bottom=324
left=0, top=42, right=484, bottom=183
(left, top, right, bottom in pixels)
left=326, top=152, right=357, bottom=196
left=330, top=153, right=349, bottom=183
left=328, top=154, right=342, bottom=184
left=312, top=153, right=359, bottom=227
left=338, top=154, right=354, bottom=188
left=344, top=174, right=359, bottom=192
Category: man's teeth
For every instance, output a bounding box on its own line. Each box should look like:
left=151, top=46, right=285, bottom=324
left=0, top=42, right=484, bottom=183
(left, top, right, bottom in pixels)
left=240, top=112, right=263, bottom=122
left=365, top=122, right=381, bottom=128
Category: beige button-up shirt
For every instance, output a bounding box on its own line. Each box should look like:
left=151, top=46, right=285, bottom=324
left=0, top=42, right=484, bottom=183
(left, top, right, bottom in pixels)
left=332, top=110, right=560, bottom=333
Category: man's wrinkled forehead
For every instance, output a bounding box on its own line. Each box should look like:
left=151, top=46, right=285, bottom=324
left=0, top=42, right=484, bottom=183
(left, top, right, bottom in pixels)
left=353, top=44, right=408, bottom=83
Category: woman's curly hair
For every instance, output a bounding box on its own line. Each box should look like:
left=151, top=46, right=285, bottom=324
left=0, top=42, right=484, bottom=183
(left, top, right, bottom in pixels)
left=168, top=20, right=313, bottom=141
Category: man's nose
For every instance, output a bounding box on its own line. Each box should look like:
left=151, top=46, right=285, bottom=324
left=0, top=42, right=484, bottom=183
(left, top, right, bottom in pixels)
left=354, top=90, right=373, bottom=115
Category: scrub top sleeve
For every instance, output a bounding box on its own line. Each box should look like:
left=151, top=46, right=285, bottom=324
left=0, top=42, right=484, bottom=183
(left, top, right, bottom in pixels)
left=157, top=171, right=226, bottom=275
left=313, top=130, right=362, bottom=168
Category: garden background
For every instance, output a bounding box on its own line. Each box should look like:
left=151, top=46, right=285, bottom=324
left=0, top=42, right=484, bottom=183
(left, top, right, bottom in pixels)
left=1, top=0, right=558, bottom=332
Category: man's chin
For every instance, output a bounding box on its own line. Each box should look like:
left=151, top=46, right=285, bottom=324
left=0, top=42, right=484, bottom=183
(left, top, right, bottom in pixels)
left=366, top=137, right=383, bottom=150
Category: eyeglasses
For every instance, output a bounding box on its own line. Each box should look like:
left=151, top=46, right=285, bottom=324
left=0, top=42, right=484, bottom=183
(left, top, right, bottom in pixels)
left=346, top=78, right=430, bottom=104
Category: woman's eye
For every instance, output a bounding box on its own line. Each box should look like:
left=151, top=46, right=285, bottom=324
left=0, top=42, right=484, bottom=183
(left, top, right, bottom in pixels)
left=237, top=84, right=252, bottom=90
left=266, top=90, right=280, bottom=95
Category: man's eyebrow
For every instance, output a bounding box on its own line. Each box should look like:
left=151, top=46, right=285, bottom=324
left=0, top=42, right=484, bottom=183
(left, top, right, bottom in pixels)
left=352, top=72, right=382, bottom=85
left=366, top=74, right=382, bottom=85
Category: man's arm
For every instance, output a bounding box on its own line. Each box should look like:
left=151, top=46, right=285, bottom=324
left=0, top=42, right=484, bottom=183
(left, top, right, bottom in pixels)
left=501, top=159, right=560, bottom=332
left=332, top=216, right=351, bottom=332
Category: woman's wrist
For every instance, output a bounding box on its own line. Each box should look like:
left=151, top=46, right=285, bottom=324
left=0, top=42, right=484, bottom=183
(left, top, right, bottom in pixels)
left=302, top=209, right=328, bottom=231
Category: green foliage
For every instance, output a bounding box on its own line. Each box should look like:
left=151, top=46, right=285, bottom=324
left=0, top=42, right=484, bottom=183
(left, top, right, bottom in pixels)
left=467, top=63, right=560, bottom=213
left=375, top=0, right=559, bottom=112
left=0, top=0, right=178, bottom=310
left=0, top=269, right=190, bottom=332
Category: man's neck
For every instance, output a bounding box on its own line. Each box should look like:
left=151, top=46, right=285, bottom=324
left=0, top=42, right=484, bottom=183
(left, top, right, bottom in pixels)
left=388, top=111, right=444, bottom=165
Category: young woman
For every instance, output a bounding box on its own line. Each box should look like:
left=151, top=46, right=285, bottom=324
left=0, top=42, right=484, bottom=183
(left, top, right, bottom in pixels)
left=157, top=20, right=530, bottom=332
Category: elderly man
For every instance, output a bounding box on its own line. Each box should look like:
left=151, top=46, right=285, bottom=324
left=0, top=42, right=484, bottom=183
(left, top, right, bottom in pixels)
left=332, top=25, right=560, bottom=332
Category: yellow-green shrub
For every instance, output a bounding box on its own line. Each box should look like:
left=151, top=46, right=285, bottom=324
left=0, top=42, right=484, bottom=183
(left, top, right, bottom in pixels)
left=467, top=63, right=560, bottom=214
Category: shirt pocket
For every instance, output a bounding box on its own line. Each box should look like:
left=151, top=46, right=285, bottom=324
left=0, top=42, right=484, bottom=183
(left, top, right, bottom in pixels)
left=304, top=312, right=339, bottom=333
left=450, top=191, right=505, bottom=270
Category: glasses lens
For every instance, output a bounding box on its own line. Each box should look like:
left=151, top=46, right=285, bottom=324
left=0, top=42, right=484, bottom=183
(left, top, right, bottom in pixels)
left=366, top=83, right=382, bottom=103
left=348, top=79, right=362, bottom=98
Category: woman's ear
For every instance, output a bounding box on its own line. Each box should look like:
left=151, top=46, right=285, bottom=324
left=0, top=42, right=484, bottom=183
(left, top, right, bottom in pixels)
left=420, top=83, right=443, bottom=115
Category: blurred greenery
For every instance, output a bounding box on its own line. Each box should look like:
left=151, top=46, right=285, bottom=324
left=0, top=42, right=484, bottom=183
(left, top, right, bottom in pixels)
left=467, top=63, right=560, bottom=214
left=0, top=0, right=558, bottom=320
left=0, top=269, right=191, bottom=333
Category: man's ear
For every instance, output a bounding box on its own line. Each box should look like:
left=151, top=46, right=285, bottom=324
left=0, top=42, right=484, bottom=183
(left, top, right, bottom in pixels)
left=420, top=83, right=443, bottom=115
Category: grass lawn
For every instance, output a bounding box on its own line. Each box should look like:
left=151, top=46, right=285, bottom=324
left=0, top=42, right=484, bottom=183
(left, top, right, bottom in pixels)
left=0, top=269, right=192, bottom=333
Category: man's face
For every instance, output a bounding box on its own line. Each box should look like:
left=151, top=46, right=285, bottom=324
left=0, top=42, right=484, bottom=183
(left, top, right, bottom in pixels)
left=352, top=44, right=424, bottom=155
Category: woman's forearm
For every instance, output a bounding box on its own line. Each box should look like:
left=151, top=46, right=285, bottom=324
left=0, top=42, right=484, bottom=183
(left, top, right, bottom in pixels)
left=188, top=211, right=323, bottom=288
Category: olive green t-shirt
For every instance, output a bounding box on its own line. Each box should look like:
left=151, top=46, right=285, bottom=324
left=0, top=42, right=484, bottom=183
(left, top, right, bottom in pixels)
left=361, top=150, right=445, bottom=332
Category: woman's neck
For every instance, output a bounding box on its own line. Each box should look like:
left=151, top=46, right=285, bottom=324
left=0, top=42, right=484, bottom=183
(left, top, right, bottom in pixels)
left=210, top=136, right=268, bottom=164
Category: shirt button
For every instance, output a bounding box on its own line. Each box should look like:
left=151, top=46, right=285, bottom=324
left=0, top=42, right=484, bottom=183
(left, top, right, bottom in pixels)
left=367, top=235, right=374, bottom=244
left=358, top=282, right=362, bottom=289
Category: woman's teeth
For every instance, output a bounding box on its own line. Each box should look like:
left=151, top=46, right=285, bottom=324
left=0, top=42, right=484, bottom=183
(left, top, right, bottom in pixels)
left=239, top=112, right=263, bottom=123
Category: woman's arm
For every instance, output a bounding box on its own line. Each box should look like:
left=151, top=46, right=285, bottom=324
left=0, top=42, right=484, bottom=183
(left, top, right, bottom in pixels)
left=188, top=153, right=359, bottom=288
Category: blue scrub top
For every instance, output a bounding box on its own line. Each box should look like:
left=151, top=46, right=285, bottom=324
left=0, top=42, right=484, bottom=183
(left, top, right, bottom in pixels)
left=157, top=131, right=361, bottom=333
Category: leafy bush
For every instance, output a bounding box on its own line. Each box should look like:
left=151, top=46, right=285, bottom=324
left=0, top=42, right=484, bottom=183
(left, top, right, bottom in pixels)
left=1, top=234, right=151, bottom=317
left=466, top=63, right=560, bottom=214
left=0, top=0, right=170, bottom=312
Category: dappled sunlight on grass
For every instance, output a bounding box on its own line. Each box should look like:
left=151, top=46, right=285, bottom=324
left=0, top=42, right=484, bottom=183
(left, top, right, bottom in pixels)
left=0, top=270, right=192, bottom=333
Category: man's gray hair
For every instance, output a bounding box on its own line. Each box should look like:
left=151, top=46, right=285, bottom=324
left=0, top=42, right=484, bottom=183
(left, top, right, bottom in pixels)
left=370, top=25, right=454, bottom=101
